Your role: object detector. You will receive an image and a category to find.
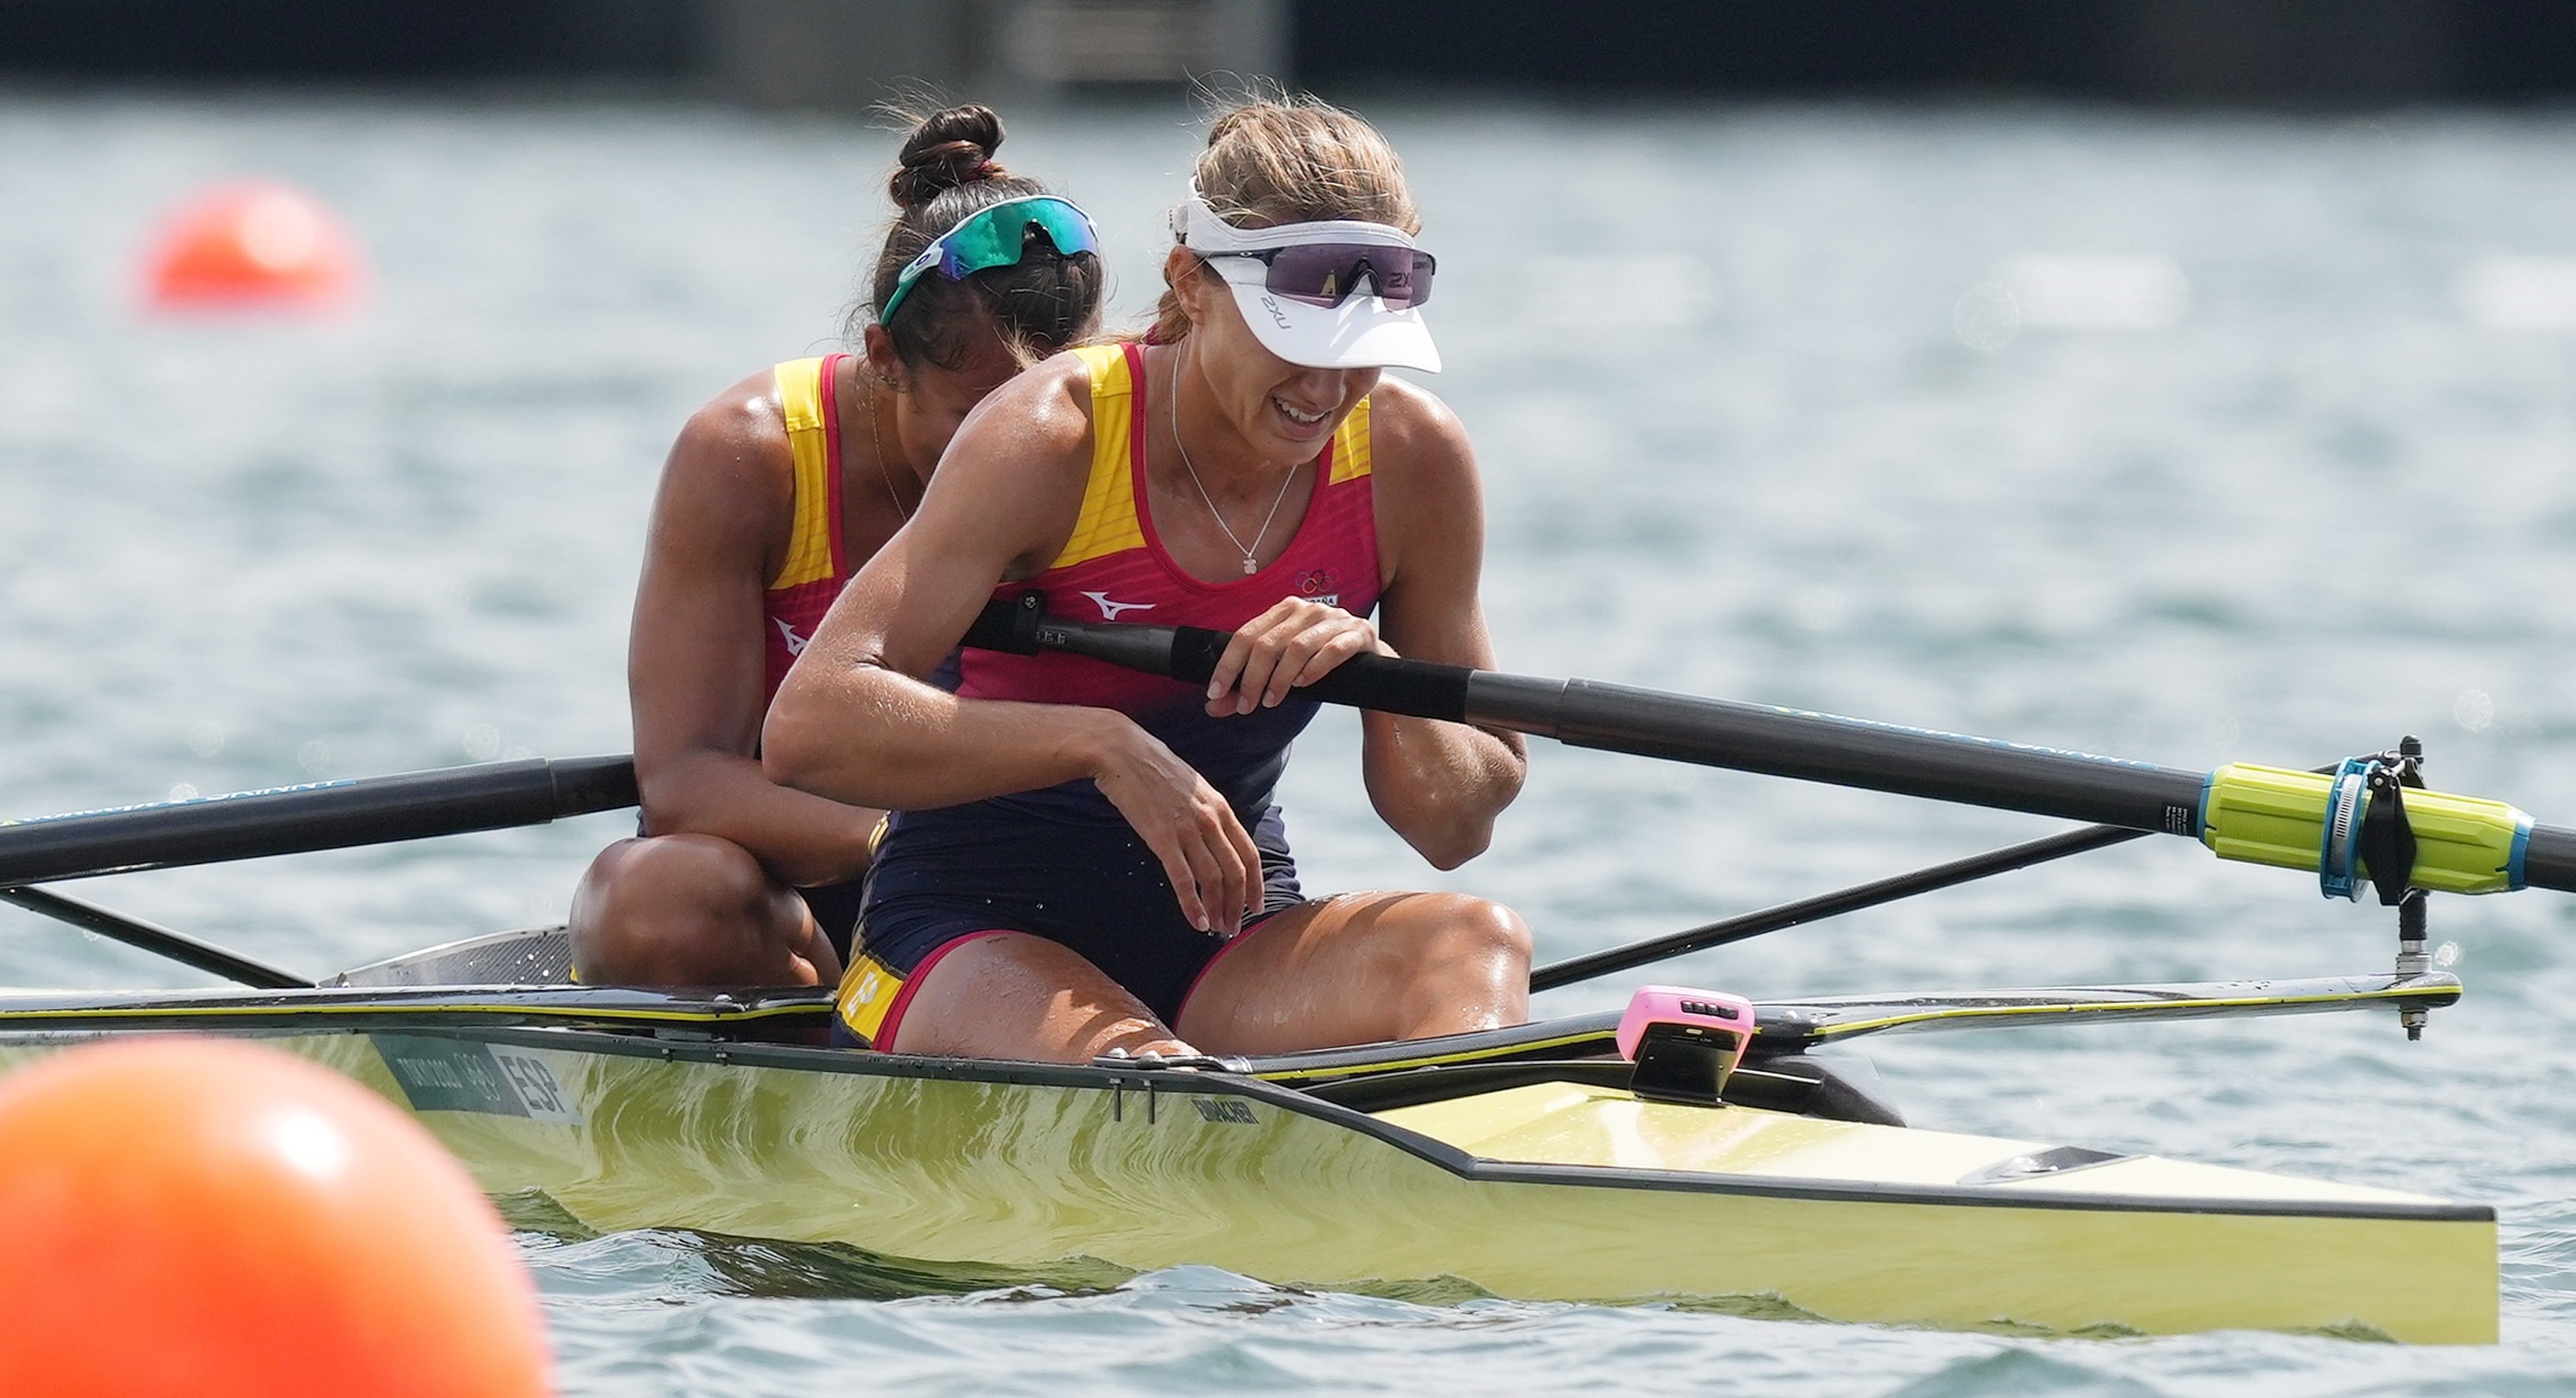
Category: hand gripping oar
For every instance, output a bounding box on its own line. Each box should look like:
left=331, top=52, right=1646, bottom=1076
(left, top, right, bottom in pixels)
left=963, top=597, right=2574, bottom=899
left=0, top=756, right=638, bottom=887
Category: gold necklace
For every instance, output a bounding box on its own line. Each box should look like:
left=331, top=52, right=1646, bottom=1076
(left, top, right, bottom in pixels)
left=864, top=369, right=914, bottom=521
left=1168, top=346, right=1300, bottom=575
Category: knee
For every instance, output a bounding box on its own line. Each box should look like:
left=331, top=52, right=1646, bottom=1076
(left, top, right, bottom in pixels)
left=580, top=836, right=772, bottom=924
left=570, top=835, right=784, bottom=980
left=1432, top=896, right=1531, bottom=978
left=1379, top=895, right=1530, bottom=1034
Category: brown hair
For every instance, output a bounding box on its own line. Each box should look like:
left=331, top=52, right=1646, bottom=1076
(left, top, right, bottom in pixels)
left=851, top=104, right=1104, bottom=371
left=1149, top=98, right=1420, bottom=345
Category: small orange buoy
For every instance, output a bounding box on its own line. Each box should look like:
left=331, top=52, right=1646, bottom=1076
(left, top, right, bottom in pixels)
left=142, top=180, right=365, bottom=313
left=0, top=1036, right=550, bottom=1397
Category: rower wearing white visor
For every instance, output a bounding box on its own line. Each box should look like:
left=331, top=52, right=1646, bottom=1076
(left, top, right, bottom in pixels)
left=1174, top=187, right=1443, bottom=373
left=768, top=98, right=1533, bottom=1065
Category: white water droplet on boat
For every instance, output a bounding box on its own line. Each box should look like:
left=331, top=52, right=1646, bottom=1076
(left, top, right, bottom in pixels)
left=296, top=740, right=332, bottom=775
left=461, top=723, right=501, bottom=762
left=167, top=781, right=197, bottom=801
left=2452, top=690, right=2494, bottom=732
left=267, top=1109, right=349, bottom=1182
left=185, top=720, right=224, bottom=758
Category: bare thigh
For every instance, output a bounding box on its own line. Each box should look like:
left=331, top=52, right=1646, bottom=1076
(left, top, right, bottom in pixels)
left=884, top=931, right=1194, bottom=1063
left=1175, top=891, right=1532, bottom=1056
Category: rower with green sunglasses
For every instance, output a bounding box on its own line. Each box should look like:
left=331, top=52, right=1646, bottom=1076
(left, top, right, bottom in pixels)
left=568, top=104, right=1104, bottom=992
left=769, top=97, right=1533, bottom=1065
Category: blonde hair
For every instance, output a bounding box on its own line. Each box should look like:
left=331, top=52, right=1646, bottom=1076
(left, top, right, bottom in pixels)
left=1150, top=98, right=1419, bottom=345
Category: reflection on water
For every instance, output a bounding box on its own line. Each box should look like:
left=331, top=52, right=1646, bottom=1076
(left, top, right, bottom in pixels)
left=8, top=94, right=2576, bottom=1394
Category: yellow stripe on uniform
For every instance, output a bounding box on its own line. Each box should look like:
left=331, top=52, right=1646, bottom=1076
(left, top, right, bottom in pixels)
left=1048, top=344, right=1146, bottom=571
left=1328, top=396, right=1371, bottom=484
left=834, top=951, right=908, bottom=1045
left=769, top=356, right=837, bottom=591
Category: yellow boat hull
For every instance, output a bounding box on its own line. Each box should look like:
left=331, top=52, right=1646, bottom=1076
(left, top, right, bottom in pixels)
left=0, top=1026, right=2488, bottom=1341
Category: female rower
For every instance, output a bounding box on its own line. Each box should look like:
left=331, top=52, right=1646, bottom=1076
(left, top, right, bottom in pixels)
left=766, top=99, right=1533, bottom=1061
left=568, top=105, right=1104, bottom=987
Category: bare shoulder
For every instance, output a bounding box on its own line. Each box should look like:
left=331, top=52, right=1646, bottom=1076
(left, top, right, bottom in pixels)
left=912, top=348, right=1110, bottom=577
left=665, top=367, right=793, bottom=497
left=642, top=367, right=799, bottom=574
left=1361, top=375, right=1474, bottom=480
left=957, top=347, right=1100, bottom=456
left=925, top=349, right=1103, bottom=507
left=1358, top=374, right=1479, bottom=509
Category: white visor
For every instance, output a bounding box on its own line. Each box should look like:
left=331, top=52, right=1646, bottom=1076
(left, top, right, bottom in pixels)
left=1174, top=196, right=1442, bottom=374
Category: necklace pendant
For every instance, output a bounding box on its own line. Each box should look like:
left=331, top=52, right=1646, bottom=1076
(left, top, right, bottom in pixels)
left=1241, top=556, right=1259, bottom=575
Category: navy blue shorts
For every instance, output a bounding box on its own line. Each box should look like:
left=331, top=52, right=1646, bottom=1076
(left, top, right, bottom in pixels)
left=796, top=878, right=867, bottom=963
left=831, top=806, right=1303, bottom=1048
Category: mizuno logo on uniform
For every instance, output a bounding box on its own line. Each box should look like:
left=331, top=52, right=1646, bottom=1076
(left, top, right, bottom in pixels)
left=1082, top=592, right=1156, bottom=621
left=775, top=618, right=809, bottom=656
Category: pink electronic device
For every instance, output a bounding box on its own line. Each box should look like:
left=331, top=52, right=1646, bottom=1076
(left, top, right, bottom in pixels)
left=1618, top=985, right=1757, bottom=1104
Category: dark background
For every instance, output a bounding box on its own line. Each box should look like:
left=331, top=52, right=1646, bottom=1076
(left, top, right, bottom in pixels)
left=3, top=0, right=2574, bottom=105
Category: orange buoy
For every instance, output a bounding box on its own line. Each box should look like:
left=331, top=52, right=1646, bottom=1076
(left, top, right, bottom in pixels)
left=142, top=180, right=365, bottom=313
left=0, top=1036, right=550, bottom=1397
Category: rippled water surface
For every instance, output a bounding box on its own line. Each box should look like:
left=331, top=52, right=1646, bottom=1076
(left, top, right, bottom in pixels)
left=8, top=93, right=2576, bottom=1395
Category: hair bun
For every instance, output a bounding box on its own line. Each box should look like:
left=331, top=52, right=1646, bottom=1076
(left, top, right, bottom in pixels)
left=889, top=104, right=1011, bottom=209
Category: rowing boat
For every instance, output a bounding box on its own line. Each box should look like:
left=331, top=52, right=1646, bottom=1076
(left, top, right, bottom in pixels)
left=0, top=606, right=2550, bottom=1342
left=0, top=927, right=2490, bottom=1340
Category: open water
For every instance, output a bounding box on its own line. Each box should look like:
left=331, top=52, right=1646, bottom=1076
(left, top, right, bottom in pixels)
left=6, top=90, right=2576, bottom=1395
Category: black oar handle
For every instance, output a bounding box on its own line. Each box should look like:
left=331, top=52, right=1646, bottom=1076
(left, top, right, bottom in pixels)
left=0, top=755, right=638, bottom=886
left=2530, top=827, right=2576, bottom=892
left=963, top=599, right=2576, bottom=896
left=968, top=598, right=2202, bottom=830
left=965, top=597, right=1476, bottom=720
left=1467, top=674, right=2215, bottom=834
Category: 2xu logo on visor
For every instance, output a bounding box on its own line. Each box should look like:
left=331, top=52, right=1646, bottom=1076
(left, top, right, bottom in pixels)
left=1216, top=244, right=1437, bottom=310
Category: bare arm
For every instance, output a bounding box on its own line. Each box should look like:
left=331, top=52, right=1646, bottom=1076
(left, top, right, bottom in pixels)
left=628, top=374, right=884, bottom=889
left=1353, top=381, right=1527, bottom=867
left=1188, top=380, right=1525, bottom=870
left=763, top=359, right=1267, bottom=934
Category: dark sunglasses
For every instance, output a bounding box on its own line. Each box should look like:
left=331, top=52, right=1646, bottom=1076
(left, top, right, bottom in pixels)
left=1210, top=244, right=1437, bottom=311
